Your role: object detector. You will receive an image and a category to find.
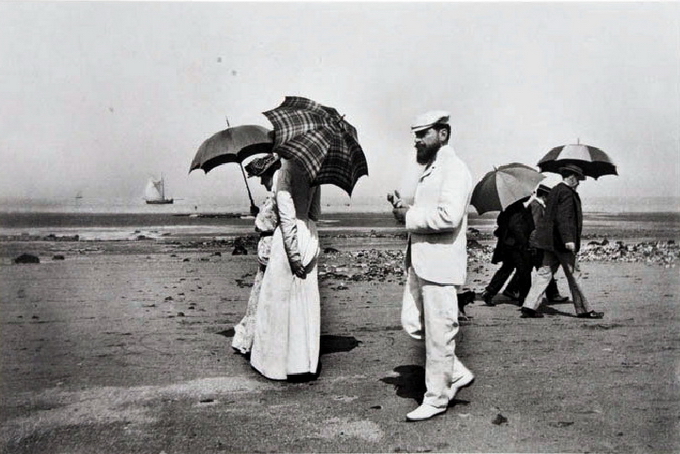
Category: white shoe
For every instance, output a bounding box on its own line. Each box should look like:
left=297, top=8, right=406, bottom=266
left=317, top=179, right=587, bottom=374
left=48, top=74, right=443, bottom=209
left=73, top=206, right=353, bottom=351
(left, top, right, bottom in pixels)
left=406, top=404, right=447, bottom=421
left=448, top=369, right=475, bottom=400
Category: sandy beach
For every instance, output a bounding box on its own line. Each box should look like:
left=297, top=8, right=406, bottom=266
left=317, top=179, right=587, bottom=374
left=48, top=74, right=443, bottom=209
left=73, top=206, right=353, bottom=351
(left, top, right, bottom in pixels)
left=1, top=213, right=679, bottom=453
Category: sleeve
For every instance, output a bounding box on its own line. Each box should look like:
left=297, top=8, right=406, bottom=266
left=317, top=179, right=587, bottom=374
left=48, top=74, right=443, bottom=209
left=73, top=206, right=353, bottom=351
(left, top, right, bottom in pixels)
left=555, top=189, right=577, bottom=245
left=308, top=186, right=321, bottom=222
left=275, top=161, right=302, bottom=264
left=494, top=210, right=508, bottom=237
left=405, top=157, right=471, bottom=234
left=254, top=195, right=278, bottom=233
left=529, top=202, right=542, bottom=227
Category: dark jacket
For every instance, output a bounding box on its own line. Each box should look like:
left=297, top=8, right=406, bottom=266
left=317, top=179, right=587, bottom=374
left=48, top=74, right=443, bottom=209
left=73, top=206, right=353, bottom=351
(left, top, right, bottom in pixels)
left=528, top=198, right=545, bottom=228
left=491, top=198, right=534, bottom=263
left=532, top=182, right=583, bottom=252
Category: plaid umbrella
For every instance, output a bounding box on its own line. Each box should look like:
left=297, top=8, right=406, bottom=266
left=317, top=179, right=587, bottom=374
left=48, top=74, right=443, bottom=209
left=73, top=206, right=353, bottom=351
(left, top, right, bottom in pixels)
left=471, top=163, right=546, bottom=215
left=537, top=143, right=617, bottom=179
left=263, top=96, right=368, bottom=195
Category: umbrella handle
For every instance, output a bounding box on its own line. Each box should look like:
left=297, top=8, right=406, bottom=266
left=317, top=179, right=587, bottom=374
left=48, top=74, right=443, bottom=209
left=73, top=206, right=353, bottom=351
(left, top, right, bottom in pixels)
left=239, top=162, right=256, bottom=209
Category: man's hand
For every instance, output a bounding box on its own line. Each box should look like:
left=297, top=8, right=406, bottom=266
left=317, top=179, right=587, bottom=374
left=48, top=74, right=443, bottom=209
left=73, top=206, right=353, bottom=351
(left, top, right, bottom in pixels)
left=387, top=190, right=404, bottom=208
left=392, top=206, right=409, bottom=224
left=290, top=259, right=307, bottom=279
left=564, top=242, right=576, bottom=252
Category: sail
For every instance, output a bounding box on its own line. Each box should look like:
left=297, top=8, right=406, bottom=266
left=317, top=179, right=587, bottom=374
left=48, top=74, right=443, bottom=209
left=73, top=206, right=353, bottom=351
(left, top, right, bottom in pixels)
left=144, top=178, right=164, bottom=202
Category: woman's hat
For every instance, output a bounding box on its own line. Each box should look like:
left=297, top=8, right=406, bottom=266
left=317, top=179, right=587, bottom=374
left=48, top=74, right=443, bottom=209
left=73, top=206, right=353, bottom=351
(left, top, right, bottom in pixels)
left=245, top=154, right=281, bottom=177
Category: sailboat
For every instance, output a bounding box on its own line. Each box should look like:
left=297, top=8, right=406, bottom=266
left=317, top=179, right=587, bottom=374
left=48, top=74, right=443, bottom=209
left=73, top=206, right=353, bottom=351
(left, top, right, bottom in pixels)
left=144, top=175, right=174, bottom=204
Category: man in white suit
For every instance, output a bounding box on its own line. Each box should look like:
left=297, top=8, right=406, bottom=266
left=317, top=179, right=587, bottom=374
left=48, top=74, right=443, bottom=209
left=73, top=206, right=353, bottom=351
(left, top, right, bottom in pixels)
left=391, top=111, right=475, bottom=421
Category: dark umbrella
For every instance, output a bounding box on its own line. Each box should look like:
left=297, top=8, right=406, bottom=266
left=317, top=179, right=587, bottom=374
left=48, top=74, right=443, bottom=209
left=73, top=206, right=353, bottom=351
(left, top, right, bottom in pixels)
left=537, top=143, right=617, bottom=179
left=471, top=163, right=545, bottom=215
left=263, top=96, right=368, bottom=195
left=189, top=125, right=274, bottom=212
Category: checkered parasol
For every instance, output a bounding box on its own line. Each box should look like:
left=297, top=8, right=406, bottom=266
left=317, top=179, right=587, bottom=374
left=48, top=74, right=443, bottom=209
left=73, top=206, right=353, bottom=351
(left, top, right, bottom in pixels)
left=263, top=96, right=368, bottom=195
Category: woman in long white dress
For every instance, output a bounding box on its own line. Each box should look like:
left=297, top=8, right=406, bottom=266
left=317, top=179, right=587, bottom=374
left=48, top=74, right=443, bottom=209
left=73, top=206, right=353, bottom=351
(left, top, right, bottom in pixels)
left=250, top=158, right=321, bottom=380
left=231, top=154, right=281, bottom=355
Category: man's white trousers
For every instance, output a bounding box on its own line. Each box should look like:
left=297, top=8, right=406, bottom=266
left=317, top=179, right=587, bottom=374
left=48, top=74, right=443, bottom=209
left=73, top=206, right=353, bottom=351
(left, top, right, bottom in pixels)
left=401, top=266, right=471, bottom=408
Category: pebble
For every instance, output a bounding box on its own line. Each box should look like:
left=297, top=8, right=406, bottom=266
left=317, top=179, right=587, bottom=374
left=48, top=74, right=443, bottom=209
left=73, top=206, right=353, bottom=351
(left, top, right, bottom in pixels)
left=491, top=413, right=508, bottom=425
left=14, top=253, right=40, bottom=264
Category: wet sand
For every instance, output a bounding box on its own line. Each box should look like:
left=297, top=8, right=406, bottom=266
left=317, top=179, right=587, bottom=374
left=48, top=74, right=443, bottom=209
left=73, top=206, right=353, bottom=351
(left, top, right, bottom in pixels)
left=0, top=220, right=679, bottom=453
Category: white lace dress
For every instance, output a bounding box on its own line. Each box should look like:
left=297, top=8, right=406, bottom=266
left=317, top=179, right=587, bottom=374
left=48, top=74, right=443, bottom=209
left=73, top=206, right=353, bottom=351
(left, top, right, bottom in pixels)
left=250, top=159, right=321, bottom=380
left=231, top=178, right=279, bottom=355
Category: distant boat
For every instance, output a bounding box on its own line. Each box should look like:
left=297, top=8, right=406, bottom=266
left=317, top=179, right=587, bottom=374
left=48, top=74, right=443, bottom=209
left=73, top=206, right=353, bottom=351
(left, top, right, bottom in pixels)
left=144, top=175, right=174, bottom=204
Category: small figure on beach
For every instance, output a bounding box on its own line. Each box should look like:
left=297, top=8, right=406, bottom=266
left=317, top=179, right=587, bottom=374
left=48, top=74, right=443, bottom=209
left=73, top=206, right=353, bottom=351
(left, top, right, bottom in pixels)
left=480, top=197, right=534, bottom=306
left=232, top=154, right=281, bottom=355
left=250, top=158, right=322, bottom=380
left=391, top=110, right=475, bottom=421
left=520, top=164, right=604, bottom=319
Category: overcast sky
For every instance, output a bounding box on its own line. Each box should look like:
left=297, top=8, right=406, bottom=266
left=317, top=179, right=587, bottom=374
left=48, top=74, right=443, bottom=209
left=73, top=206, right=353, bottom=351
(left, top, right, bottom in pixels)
left=1, top=1, right=678, bottom=207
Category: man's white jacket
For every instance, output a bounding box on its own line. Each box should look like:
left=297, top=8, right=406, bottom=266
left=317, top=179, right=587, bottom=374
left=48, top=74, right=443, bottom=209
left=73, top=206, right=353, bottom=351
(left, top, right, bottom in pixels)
left=404, top=144, right=473, bottom=285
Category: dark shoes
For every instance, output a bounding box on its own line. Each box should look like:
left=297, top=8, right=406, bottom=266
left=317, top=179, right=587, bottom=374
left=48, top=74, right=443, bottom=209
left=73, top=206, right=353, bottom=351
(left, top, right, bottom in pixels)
left=481, top=291, right=496, bottom=306
left=548, top=295, right=569, bottom=303
left=520, top=307, right=544, bottom=318
left=577, top=310, right=605, bottom=319
left=502, top=290, right=520, bottom=301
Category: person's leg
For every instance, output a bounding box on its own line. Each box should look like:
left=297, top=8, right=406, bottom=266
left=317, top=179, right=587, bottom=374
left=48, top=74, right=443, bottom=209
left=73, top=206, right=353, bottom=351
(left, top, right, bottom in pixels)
left=407, top=280, right=472, bottom=421
left=504, top=272, right=520, bottom=299
left=545, top=278, right=565, bottom=301
left=553, top=250, right=593, bottom=315
left=421, top=282, right=460, bottom=409
left=401, top=267, right=425, bottom=339
left=485, top=260, right=515, bottom=296
left=513, top=249, right=533, bottom=303
left=522, top=251, right=559, bottom=312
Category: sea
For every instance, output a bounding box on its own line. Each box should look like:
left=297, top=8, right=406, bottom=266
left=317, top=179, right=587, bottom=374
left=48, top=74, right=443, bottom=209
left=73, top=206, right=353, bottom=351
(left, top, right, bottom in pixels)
left=0, top=196, right=678, bottom=242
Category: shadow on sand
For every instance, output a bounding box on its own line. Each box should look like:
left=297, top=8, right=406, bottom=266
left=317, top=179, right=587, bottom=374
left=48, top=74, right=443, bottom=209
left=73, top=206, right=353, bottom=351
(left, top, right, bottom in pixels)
left=320, top=334, right=362, bottom=355
left=540, top=305, right=578, bottom=317
left=218, top=330, right=362, bottom=355
left=287, top=335, right=362, bottom=383
left=380, top=365, right=471, bottom=407
left=218, top=331, right=361, bottom=382
left=380, top=365, right=426, bottom=403
left=216, top=327, right=236, bottom=338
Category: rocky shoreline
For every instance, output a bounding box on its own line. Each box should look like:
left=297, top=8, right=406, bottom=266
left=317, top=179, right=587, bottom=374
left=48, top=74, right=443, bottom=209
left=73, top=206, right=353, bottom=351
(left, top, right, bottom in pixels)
left=3, top=227, right=678, bottom=269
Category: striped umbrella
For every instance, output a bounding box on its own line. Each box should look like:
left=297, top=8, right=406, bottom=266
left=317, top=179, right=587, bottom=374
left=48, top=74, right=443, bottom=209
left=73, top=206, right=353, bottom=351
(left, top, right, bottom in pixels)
left=263, top=96, right=368, bottom=196
left=537, top=143, right=617, bottom=179
left=471, top=163, right=546, bottom=215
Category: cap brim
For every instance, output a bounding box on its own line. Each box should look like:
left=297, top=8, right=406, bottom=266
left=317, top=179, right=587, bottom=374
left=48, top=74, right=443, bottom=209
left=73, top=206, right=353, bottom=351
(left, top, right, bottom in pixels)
left=411, top=124, right=433, bottom=132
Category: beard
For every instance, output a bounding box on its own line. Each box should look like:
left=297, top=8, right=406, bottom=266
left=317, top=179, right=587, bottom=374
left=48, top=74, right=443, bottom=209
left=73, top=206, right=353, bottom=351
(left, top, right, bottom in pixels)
left=416, top=142, right=440, bottom=165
